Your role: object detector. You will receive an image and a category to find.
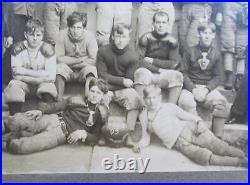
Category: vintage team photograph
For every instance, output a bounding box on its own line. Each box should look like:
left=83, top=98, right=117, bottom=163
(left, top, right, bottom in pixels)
left=2, top=2, right=248, bottom=181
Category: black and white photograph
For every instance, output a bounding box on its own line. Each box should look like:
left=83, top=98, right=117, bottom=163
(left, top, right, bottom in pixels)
left=2, top=2, right=248, bottom=182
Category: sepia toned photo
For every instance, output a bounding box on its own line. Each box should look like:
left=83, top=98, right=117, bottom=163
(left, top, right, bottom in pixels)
left=2, top=2, right=248, bottom=182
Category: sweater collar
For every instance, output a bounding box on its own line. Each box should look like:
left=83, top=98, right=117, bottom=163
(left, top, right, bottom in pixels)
left=152, top=30, right=168, bottom=40
left=110, top=41, right=129, bottom=55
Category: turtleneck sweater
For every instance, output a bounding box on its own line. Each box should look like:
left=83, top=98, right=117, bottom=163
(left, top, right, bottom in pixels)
left=96, top=42, right=139, bottom=88
left=181, top=44, right=223, bottom=92
left=139, top=31, right=181, bottom=73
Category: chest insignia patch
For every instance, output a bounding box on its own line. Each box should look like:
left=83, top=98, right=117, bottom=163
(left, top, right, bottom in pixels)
left=198, top=52, right=210, bottom=70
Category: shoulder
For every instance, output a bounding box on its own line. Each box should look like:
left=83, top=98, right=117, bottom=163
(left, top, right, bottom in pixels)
left=127, top=47, right=140, bottom=61
left=59, top=29, right=68, bottom=37
left=161, top=35, right=178, bottom=49
left=185, top=46, right=197, bottom=56
left=85, top=31, right=96, bottom=40
left=98, top=44, right=112, bottom=54
left=162, top=103, right=178, bottom=110
left=210, top=45, right=222, bottom=60
left=57, top=29, right=68, bottom=42
left=84, top=31, right=98, bottom=46
left=40, top=41, right=55, bottom=58
left=139, top=32, right=154, bottom=47
left=11, top=41, right=27, bottom=56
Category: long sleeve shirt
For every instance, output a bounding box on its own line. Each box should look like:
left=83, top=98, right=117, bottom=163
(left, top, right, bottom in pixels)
left=96, top=42, right=139, bottom=87
left=181, top=45, right=223, bottom=92
left=138, top=31, right=181, bottom=73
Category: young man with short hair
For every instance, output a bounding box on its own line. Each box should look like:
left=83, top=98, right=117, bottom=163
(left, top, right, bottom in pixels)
left=178, top=22, right=229, bottom=138
left=3, top=79, right=109, bottom=154
left=4, top=19, right=57, bottom=115
left=137, top=85, right=247, bottom=167
left=96, top=23, right=143, bottom=146
left=55, top=12, right=98, bottom=101
left=137, top=3, right=175, bottom=40
left=135, top=11, right=183, bottom=104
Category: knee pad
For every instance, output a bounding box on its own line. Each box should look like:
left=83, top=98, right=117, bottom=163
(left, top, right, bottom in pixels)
left=114, top=88, right=142, bottom=110
left=134, top=68, right=153, bottom=85
left=193, top=148, right=212, bottom=166
left=212, top=104, right=229, bottom=118
left=4, top=81, right=26, bottom=103
left=56, top=63, right=72, bottom=80
left=79, top=65, right=98, bottom=81
left=37, top=83, right=57, bottom=99
left=7, top=114, right=22, bottom=132
left=178, top=93, right=196, bottom=112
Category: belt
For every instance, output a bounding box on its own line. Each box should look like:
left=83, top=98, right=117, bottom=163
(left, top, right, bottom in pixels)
left=57, top=113, right=69, bottom=136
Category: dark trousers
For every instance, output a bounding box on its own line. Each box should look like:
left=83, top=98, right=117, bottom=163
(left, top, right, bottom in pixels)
left=2, top=47, right=12, bottom=85
left=230, top=69, right=248, bottom=123
left=12, top=14, right=30, bottom=43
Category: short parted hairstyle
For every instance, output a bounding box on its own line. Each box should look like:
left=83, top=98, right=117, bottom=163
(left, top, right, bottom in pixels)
left=198, top=22, right=216, bottom=33
left=67, top=11, right=88, bottom=28
left=143, top=85, right=162, bottom=98
left=111, top=23, right=131, bottom=36
left=24, top=18, right=44, bottom=34
left=89, top=79, right=109, bottom=94
left=152, top=11, right=170, bottom=23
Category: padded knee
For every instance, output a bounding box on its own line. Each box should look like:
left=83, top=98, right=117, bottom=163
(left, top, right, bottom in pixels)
left=212, top=104, right=229, bottom=119
left=4, top=80, right=26, bottom=103
left=178, top=91, right=197, bottom=112
left=37, top=83, right=57, bottom=99
left=134, top=68, right=153, bottom=86
left=79, top=65, right=98, bottom=82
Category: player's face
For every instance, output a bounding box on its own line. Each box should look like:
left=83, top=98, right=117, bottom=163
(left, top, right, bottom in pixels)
left=113, top=29, right=130, bottom=49
left=145, top=91, right=162, bottom=110
left=199, top=28, right=215, bottom=48
left=87, top=85, right=104, bottom=104
left=153, top=15, right=169, bottom=35
left=69, top=21, right=84, bottom=40
left=25, top=30, right=43, bottom=48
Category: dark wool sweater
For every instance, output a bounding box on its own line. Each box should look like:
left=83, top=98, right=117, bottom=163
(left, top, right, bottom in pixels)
left=38, top=98, right=108, bottom=144
left=181, top=45, right=223, bottom=92
left=138, top=31, right=181, bottom=73
left=96, top=42, right=139, bottom=88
